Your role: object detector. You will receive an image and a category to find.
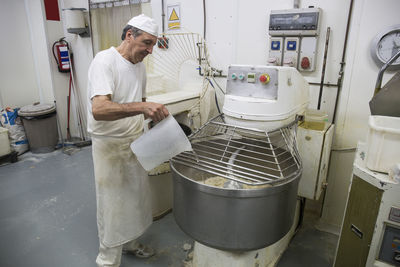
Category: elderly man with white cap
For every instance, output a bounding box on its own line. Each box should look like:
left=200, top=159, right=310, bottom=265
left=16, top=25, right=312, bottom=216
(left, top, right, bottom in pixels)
left=87, top=14, right=169, bottom=267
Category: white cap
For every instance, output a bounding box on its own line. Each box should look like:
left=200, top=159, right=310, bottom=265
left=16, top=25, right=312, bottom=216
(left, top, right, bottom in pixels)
left=127, top=14, right=158, bottom=37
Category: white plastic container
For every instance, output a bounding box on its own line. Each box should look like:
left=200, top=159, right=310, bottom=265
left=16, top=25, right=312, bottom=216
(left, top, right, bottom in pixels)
left=366, top=116, right=400, bottom=173
left=130, top=115, right=192, bottom=171
left=0, top=127, right=11, bottom=157
left=303, top=109, right=328, bottom=131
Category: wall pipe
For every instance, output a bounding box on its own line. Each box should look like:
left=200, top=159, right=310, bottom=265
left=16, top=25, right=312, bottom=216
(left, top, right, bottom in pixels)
left=197, top=0, right=226, bottom=78
left=161, top=0, right=165, bottom=33
left=88, top=0, right=95, bottom=57
left=319, top=0, right=355, bottom=218
left=332, top=0, right=354, bottom=123
left=203, top=0, right=206, bottom=40
left=293, top=0, right=300, bottom=9
left=310, top=82, right=338, bottom=87
left=317, top=27, right=331, bottom=110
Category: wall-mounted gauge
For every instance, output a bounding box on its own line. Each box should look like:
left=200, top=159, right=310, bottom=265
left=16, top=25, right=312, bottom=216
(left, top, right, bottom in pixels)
left=370, top=24, right=400, bottom=70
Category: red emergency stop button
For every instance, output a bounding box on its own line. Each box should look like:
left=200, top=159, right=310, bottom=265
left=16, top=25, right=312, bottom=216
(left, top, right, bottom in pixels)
left=301, top=57, right=310, bottom=69
left=259, top=73, right=270, bottom=84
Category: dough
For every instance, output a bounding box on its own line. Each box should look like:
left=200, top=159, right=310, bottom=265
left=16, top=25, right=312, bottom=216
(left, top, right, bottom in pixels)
left=203, top=176, right=272, bottom=189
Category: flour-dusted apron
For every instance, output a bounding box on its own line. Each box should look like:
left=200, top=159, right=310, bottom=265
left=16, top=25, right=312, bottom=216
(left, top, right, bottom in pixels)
left=92, top=134, right=152, bottom=247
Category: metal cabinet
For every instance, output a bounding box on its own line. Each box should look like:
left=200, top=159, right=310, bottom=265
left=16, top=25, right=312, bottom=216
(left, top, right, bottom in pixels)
left=334, top=143, right=400, bottom=267
left=334, top=175, right=383, bottom=267
left=297, top=122, right=334, bottom=200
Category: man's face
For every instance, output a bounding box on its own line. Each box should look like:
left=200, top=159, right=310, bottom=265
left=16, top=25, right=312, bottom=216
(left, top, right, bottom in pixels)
left=127, top=30, right=157, bottom=63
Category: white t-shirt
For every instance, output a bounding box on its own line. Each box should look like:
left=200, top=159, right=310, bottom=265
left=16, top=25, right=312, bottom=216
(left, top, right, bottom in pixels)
left=87, top=47, right=146, bottom=137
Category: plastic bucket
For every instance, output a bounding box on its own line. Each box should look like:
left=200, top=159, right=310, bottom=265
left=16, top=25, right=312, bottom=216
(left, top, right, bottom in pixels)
left=130, top=115, right=192, bottom=171
left=303, top=109, right=328, bottom=131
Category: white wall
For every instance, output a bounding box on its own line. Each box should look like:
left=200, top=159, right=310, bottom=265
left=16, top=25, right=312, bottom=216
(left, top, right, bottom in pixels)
left=0, top=0, right=40, bottom=109
left=25, top=0, right=56, bottom=105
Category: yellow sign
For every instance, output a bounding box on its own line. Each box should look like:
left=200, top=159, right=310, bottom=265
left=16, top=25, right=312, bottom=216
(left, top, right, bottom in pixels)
left=167, top=4, right=180, bottom=29
left=169, top=9, right=179, bottom=21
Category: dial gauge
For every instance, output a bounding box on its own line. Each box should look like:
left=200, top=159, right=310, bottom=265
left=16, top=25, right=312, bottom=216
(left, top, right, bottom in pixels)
left=370, top=24, right=400, bottom=70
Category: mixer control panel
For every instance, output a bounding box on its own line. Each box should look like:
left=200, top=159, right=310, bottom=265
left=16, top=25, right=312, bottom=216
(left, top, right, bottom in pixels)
left=226, top=65, right=278, bottom=100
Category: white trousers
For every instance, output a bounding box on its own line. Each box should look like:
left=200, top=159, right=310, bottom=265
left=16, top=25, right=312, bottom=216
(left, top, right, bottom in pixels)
left=96, top=239, right=139, bottom=267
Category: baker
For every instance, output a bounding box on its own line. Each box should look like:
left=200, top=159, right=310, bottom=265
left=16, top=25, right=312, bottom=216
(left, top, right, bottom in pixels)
left=87, top=14, right=169, bottom=267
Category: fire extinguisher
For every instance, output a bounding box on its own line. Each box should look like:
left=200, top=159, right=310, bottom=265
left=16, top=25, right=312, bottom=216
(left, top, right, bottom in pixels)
left=52, top=38, right=71, bottom=73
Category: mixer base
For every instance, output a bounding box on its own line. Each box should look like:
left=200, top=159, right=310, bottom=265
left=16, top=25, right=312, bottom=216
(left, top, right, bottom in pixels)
left=190, top=199, right=300, bottom=267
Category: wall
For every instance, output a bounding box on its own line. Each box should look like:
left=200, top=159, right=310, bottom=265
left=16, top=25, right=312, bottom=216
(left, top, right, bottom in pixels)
left=0, top=0, right=41, bottom=109
left=0, top=0, right=82, bottom=140
left=2, top=0, right=399, bottom=231
left=59, top=0, right=93, bottom=140
left=24, top=0, right=56, bottom=105
left=46, top=18, right=78, bottom=140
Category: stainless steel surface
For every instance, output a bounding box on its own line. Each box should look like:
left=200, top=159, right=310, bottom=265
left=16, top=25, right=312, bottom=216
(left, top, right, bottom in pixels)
left=171, top=114, right=302, bottom=251
left=317, top=27, right=331, bottom=110
left=370, top=71, right=400, bottom=117
left=374, top=50, right=400, bottom=95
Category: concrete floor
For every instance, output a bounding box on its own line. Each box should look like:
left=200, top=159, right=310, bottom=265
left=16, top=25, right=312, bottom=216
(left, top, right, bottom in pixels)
left=0, top=147, right=338, bottom=267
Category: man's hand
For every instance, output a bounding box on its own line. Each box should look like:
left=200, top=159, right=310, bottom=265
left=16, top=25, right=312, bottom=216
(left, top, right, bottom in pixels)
left=141, top=102, right=169, bottom=122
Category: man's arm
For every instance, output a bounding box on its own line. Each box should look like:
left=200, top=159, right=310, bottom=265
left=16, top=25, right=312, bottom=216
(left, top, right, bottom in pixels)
left=92, top=95, right=169, bottom=122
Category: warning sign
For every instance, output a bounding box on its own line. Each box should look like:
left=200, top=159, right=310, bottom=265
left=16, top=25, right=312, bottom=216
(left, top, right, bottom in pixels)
left=167, top=4, right=180, bottom=30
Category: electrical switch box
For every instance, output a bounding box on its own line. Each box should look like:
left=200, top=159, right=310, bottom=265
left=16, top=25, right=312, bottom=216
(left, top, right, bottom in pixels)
left=269, top=8, right=321, bottom=36
left=298, top=37, right=317, bottom=72
left=267, top=7, right=321, bottom=72
left=267, top=37, right=283, bottom=66
left=283, top=37, right=299, bottom=68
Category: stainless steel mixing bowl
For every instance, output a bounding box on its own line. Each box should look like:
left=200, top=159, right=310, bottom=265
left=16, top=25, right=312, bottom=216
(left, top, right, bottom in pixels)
left=171, top=115, right=302, bottom=251
left=171, top=137, right=301, bottom=251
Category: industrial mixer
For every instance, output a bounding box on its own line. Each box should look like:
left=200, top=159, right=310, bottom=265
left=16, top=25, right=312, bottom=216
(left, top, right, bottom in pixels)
left=171, top=65, right=310, bottom=266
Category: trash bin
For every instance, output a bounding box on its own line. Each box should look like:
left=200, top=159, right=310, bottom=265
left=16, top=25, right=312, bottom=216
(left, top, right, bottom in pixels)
left=18, top=103, right=59, bottom=153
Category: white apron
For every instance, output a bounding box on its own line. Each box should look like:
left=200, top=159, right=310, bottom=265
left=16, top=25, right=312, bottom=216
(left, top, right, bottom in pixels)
left=92, top=134, right=152, bottom=247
